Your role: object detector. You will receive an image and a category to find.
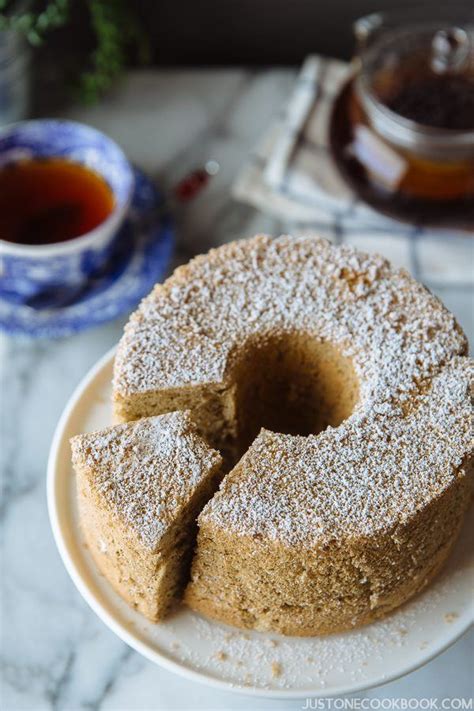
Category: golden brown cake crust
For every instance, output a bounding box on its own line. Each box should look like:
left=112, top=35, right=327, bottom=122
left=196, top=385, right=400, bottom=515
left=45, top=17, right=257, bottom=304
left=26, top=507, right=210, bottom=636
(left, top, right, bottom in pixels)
left=71, top=412, right=222, bottom=621
left=111, top=235, right=473, bottom=635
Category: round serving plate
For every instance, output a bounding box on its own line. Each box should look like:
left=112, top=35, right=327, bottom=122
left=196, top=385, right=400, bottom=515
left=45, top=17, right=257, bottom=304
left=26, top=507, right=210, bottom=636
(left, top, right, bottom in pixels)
left=47, top=348, right=474, bottom=699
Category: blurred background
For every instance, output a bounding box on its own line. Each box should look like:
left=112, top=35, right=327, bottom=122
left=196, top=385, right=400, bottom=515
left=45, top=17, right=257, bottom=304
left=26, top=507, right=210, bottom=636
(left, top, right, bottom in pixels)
left=34, top=0, right=427, bottom=65
left=2, top=0, right=451, bottom=114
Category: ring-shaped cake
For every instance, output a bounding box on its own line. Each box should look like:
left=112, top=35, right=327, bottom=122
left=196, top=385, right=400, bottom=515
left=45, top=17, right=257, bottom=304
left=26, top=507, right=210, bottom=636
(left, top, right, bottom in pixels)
left=113, top=235, right=473, bottom=635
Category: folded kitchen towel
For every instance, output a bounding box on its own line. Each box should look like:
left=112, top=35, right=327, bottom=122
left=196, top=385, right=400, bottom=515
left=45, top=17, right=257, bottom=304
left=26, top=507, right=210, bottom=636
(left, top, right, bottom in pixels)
left=233, top=56, right=397, bottom=228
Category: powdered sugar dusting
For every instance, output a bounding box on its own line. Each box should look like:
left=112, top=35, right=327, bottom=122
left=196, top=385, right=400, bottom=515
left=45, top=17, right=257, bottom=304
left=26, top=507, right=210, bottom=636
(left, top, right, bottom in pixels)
left=112, top=235, right=472, bottom=544
left=71, top=411, right=221, bottom=550
left=113, top=235, right=466, bottom=401
left=202, top=358, right=473, bottom=543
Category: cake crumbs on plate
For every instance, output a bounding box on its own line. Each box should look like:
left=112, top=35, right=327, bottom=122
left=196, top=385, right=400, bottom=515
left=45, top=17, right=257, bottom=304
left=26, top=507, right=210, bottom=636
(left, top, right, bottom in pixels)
left=444, top=612, right=459, bottom=623
left=271, top=661, right=283, bottom=678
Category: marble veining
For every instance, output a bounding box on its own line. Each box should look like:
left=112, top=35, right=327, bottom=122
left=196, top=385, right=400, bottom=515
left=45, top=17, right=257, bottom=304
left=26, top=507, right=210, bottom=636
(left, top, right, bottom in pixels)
left=0, top=69, right=472, bottom=711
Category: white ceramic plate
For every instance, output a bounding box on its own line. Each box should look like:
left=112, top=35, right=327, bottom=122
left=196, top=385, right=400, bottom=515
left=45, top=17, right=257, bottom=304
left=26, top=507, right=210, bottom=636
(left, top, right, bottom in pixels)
left=47, top=348, right=474, bottom=699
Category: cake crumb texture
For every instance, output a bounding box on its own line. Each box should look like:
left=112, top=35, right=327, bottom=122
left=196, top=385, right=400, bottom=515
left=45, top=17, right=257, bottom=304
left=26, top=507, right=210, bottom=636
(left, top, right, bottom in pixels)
left=110, top=235, right=473, bottom=634
left=71, top=412, right=222, bottom=621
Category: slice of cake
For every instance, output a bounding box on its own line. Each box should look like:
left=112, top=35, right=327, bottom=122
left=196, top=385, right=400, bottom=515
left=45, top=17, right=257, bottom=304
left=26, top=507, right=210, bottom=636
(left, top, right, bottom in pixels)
left=70, top=411, right=222, bottom=621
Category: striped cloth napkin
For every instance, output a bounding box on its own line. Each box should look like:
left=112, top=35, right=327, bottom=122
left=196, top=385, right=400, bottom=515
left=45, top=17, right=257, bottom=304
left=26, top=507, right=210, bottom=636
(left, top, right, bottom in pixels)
left=233, top=55, right=473, bottom=339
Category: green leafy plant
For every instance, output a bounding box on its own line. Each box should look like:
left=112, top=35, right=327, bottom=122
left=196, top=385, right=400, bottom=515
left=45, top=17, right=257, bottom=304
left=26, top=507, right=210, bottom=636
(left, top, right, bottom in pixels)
left=0, top=0, right=146, bottom=103
left=0, top=0, right=68, bottom=45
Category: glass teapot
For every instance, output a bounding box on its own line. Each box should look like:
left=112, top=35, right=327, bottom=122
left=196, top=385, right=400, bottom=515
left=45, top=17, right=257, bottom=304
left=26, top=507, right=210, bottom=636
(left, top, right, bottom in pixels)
left=330, top=9, right=474, bottom=228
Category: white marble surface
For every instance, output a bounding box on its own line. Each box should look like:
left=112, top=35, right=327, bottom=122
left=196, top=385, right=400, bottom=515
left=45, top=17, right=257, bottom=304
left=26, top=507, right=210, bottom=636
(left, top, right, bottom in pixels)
left=1, top=70, right=473, bottom=711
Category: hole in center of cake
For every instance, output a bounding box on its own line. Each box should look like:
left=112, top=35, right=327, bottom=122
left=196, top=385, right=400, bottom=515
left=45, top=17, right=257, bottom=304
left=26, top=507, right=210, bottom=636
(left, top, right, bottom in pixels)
left=232, top=332, right=359, bottom=457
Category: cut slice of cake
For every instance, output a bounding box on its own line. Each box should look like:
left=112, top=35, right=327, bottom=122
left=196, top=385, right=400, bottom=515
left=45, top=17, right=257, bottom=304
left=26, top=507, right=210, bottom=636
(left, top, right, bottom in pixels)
left=70, top=411, right=222, bottom=621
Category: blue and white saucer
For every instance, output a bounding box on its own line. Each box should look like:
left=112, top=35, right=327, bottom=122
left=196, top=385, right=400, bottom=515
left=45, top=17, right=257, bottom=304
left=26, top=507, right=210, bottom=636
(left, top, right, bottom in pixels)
left=0, top=168, right=174, bottom=339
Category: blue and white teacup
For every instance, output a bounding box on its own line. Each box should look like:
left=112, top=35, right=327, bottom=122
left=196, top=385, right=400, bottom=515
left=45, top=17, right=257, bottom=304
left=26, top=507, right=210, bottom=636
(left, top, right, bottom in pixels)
left=0, top=119, right=134, bottom=308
